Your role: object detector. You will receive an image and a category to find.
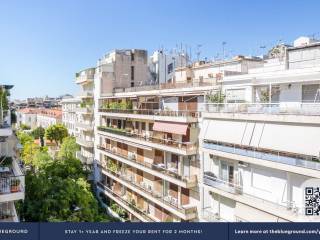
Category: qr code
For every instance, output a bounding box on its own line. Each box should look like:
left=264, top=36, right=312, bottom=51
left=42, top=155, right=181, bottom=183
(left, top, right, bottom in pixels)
left=305, top=187, right=320, bottom=216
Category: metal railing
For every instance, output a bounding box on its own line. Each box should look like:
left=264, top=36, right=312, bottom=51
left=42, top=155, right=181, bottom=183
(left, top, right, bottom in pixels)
left=97, top=181, right=155, bottom=222
left=201, top=208, right=228, bottom=222
left=202, top=140, right=320, bottom=171
left=98, top=108, right=201, bottom=118
left=98, top=164, right=196, bottom=215
left=97, top=145, right=197, bottom=184
left=97, top=126, right=197, bottom=152
left=0, top=176, right=23, bottom=194
left=205, top=102, right=320, bottom=116
left=113, top=80, right=216, bottom=93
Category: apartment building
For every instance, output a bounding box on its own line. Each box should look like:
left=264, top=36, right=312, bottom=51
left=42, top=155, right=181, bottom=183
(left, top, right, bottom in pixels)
left=62, top=37, right=320, bottom=222
left=16, top=108, right=62, bottom=129
left=74, top=68, right=95, bottom=167
left=61, top=98, right=80, bottom=137
left=200, top=37, right=320, bottom=222
left=92, top=49, right=234, bottom=222
left=0, top=85, right=25, bottom=222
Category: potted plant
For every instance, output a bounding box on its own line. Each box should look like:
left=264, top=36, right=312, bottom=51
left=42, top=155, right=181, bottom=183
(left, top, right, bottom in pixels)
left=10, top=178, right=20, bottom=192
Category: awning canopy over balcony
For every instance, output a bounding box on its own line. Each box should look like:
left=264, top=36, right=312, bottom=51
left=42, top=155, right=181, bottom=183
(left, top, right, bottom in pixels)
left=202, top=119, right=320, bottom=156
left=235, top=202, right=288, bottom=222
left=153, top=121, right=188, bottom=135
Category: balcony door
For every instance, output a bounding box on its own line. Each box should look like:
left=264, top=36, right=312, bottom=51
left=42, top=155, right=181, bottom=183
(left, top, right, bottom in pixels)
left=220, top=162, right=234, bottom=185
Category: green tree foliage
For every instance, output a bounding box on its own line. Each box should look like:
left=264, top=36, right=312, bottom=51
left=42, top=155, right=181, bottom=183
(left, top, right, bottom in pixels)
left=45, top=124, right=68, bottom=145
left=0, top=88, right=9, bottom=110
left=20, top=157, right=109, bottom=222
left=17, top=132, right=34, bottom=146
left=31, top=126, right=45, bottom=147
left=207, top=91, right=225, bottom=103
left=20, top=124, right=31, bottom=130
left=58, top=136, right=79, bottom=159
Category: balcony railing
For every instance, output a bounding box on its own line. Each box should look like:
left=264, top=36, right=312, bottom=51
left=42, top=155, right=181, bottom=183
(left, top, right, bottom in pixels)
left=97, top=182, right=155, bottom=222
left=98, top=108, right=201, bottom=118
left=97, top=126, right=197, bottom=153
left=98, top=164, right=196, bottom=216
left=203, top=140, right=320, bottom=171
left=203, top=172, right=242, bottom=194
left=205, top=102, right=320, bottom=116
left=0, top=176, right=23, bottom=194
left=97, top=145, right=197, bottom=184
left=0, top=203, right=17, bottom=222
left=76, top=137, right=94, bottom=148
left=201, top=208, right=228, bottom=222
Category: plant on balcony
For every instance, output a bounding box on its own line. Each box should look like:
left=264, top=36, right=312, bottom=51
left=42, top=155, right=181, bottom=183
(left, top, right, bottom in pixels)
left=207, top=91, right=225, bottom=103
left=260, top=89, right=270, bottom=103
left=98, top=126, right=127, bottom=135
left=10, top=178, right=20, bottom=192
left=81, top=99, right=94, bottom=108
left=107, top=160, right=119, bottom=173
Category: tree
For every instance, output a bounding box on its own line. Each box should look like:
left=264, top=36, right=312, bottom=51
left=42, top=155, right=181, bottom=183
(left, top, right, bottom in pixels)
left=20, top=124, right=31, bottom=130
left=19, top=157, right=110, bottom=222
left=58, top=136, right=79, bottom=159
left=45, top=124, right=68, bottom=145
left=31, top=126, right=45, bottom=147
left=17, top=132, right=34, bottom=146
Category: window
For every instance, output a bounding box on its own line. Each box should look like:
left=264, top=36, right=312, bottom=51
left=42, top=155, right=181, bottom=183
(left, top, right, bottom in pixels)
left=167, top=63, right=173, bottom=74
left=131, top=52, right=135, bottom=61
left=131, top=66, right=134, bottom=80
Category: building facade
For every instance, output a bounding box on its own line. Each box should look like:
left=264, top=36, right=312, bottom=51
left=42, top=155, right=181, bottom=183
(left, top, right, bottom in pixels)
left=0, top=85, right=25, bottom=222
left=63, top=37, right=320, bottom=222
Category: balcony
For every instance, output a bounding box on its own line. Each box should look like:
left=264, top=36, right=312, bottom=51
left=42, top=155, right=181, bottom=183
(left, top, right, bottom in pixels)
left=113, top=81, right=216, bottom=93
left=76, top=151, right=93, bottom=165
left=97, top=182, right=155, bottom=222
left=98, top=108, right=199, bottom=123
left=205, top=102, right=320, bottom=116
left=75, top=122, right=93, bottom=132
left=0, top=111, right=12, bottom=137
left=76, top=137, right=94, bottom=148
left=75, top=106, right=93, bottom=115
left=97, top=145, right=197, bottom=188
left=78, top=91, right=94, bottom=99
left=201, top=208, right=228, bottom=222
left=75, top=68, right=95, bottom=84
left=97, top=126, right=197, bottom=155
left=98, top=164, right=197, bottom=220
left=203, top=172, right=242, bottom=194
left=0, top=202, right=18, bottom=222
left=0, top=157, right=25, bottom=202
left=203, top=140, right=320, bottom=171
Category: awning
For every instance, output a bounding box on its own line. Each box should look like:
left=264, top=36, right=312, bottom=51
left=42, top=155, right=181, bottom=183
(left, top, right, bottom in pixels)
left=235, top=202, right=285, bottom=222
left=153, top=121, right=188, bottom=135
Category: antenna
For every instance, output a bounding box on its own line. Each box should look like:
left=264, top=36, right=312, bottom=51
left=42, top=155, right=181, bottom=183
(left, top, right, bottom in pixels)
left=196, top=44, right=202, bottom=61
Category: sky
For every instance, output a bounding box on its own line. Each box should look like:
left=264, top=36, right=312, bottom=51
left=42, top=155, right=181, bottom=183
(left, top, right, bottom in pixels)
left=0, top=0, right=320, bottom=100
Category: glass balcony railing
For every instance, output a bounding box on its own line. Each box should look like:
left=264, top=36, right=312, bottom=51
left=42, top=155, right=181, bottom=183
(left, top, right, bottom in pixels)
left=97, top=126, right=197, bottom=153
left=205, top=103, right=320, bottom=116
left=203, top=172, right=242, bottom=194
left=97, top=145, right=197, bottom=184
left=203, top=140, right=320, bottom=171
left=97, top=181, right=155, bottom=222
left=98, top=108, right=201, bottom=118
